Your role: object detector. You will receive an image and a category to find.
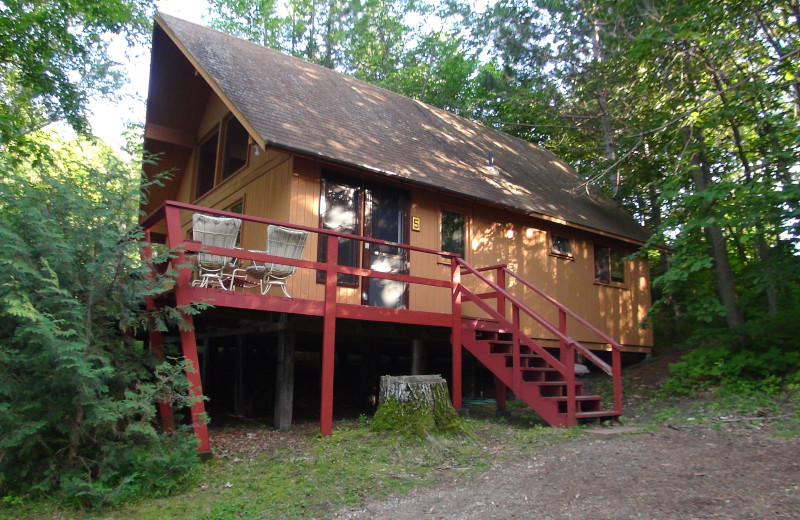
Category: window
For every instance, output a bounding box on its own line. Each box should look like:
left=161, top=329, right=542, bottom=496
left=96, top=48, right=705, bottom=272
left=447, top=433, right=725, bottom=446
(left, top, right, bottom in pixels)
left=441, top=210, right=465, bottom=258
left=594, top=245, right=625, bottom=284
left=194, top=114, right=251, bottom=199
left=222, top=117, right=249, bottom=179
left=318, top=176, right=361, bottom=285
left=196, top=130, right=219, bottom=198
left=551, top=235, right=572, bottom=257
left=227, top=200, right=244, bottom=245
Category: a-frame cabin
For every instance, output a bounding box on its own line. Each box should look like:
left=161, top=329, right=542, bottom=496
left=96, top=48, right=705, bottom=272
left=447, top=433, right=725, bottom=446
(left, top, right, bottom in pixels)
left=141, top=13, right=653, bottom=452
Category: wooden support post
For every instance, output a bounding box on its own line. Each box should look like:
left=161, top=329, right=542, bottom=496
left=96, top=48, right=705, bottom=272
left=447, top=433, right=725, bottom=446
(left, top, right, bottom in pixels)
left=559, top=309, right=576, bottom=425
left=496, top=267, right=506, bottom=319
left=320, top=235, right=338, bottom=437
left=166, top=204, right=211, bottom=453
left=143, top=230, right=174, bottom=432
left=411, top=339, right=425, bottom=375
left=613, top=347, right=623, bottom=414
left=274, top=316, right=295, bottom=431
left=494, top=267, right=508, bottom=408
left=451, top=260, right=462, bottom=409
left=149, top=329, right=175, bottom=432
left=495, top=377, right=507, bottom=411
left=234, top=335, right=245, bottom=416
left=512, top=306, right=521, bottom=394
left=201, top=336, right=211, bottom=390
left=177, top=315, right=210, bottom=452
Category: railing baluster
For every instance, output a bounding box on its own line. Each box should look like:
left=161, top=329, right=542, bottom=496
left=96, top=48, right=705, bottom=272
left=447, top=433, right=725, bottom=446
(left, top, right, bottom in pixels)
left=451, top=259, right=462, bottom=410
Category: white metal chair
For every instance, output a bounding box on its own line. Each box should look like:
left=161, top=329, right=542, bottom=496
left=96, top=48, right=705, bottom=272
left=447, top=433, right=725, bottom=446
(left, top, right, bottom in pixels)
left=244, top=225, right=309, bottom=297
left=191, top=213, right=242, bottom=290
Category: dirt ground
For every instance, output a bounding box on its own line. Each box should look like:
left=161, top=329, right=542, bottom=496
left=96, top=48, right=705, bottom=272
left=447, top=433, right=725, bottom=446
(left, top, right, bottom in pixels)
left=329, top=424, right=800, bottom=519
left=325, top=353, right=800, bottom=520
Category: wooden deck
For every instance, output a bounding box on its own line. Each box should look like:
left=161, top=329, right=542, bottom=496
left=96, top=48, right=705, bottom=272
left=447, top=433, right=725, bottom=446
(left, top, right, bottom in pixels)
left=142, top=201, right=626, bottom=453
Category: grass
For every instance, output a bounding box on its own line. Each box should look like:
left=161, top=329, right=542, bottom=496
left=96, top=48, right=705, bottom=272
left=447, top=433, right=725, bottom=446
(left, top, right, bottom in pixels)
left=5, top=353, right=799, bottom=519
left=1, top=417, right=584, bottom=520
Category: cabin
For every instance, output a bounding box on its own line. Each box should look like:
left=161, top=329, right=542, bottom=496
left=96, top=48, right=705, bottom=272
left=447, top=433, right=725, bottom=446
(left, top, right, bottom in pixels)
left=141, top=13, right=653, bottom=452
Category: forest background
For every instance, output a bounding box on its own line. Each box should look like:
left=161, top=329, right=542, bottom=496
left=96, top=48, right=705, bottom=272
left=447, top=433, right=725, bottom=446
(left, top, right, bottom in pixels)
left=1, top=0, right=798, bottom=508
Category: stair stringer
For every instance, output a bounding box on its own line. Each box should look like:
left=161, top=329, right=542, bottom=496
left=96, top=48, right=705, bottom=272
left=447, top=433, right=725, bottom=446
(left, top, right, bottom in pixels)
left=461, top=318, right=619, bottom=426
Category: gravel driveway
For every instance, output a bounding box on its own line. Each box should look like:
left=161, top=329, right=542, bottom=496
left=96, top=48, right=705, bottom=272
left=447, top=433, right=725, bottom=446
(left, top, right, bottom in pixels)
left=331, top=425, right=800, bottom=519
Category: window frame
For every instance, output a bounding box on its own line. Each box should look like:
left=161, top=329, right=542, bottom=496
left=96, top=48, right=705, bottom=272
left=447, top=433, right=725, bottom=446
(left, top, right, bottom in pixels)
left=316, top=173, right=362, bottom=287
left=594, top=244, right=626, bottom=286
left=195, top=127, right=220, bottom=200
left=439, top=207, right=468, bottom=265
left=193, top=113, right=251, bottom=201
left=549, top=233, right=574, bottom=259
left=220, top=114, right=250, bottom=180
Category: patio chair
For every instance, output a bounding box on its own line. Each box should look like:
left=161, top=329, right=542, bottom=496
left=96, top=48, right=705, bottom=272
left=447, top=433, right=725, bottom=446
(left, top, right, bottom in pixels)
left=191, top=213, right=242, bottom=290
left=244, top=225, right=309, bottom=297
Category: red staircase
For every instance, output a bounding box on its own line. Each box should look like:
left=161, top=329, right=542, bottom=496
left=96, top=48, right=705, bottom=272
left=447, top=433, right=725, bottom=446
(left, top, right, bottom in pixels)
left=455, top=259, right=623, bottom=426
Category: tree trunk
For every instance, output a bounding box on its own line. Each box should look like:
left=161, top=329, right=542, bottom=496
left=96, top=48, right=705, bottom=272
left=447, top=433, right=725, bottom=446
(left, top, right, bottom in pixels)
left=686, top=128, right=745, bottom=329
left=371, top=375, right=466, bottom=436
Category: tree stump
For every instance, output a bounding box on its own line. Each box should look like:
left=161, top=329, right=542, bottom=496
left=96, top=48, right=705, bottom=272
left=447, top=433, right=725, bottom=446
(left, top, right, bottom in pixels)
left=371, top=375, right=468, bottom=436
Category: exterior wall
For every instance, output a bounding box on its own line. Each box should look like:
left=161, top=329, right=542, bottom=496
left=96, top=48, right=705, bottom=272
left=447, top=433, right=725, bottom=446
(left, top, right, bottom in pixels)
left=406, top=190, right=653, bottom=350
left=172, top=91, right=652, bottom=351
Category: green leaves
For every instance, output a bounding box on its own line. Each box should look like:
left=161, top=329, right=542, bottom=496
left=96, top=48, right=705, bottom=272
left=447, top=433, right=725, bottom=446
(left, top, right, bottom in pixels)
left=0, top=132, right=199, bottom=506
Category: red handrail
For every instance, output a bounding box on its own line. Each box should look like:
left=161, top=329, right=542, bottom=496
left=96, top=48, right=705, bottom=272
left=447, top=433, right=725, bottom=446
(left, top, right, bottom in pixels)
left=143, top=200, right=459, bottom=289
left=456, top=259, right=623, bottom=415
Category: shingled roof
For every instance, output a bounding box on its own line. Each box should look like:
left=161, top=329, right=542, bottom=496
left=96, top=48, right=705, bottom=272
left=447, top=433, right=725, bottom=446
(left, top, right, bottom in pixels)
left=151, top=12, right=650, bottom=244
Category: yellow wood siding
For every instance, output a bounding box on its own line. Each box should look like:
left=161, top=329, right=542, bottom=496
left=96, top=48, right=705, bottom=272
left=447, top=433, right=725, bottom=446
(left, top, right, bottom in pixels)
left=173, top=91, right=652, bottom=349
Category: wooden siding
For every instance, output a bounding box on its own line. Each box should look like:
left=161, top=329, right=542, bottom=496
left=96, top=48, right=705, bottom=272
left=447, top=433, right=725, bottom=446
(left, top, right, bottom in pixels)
left=466, top=205, right=653, bottom=350
left=167, top=91, right=652, bottom=351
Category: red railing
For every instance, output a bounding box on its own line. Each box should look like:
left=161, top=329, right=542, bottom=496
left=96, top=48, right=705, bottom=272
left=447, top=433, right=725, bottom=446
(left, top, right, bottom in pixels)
left=457, top=261, right=623, bottom=420
left=141, top=200, right=462, bottom=444
left=141, top=200, right=622, bottom=444
left=141, top=200, right=459, bottom=307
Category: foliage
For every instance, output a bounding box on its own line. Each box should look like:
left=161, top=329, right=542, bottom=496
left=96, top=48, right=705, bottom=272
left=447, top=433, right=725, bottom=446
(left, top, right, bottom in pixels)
left=0, top=0, right=155, bottom=147
left=206, top=0, right=800, bottom=350
left=0, top=418, right=581, bottom=520
left=0, top=131, right=200, bottom=508
left=663, top=308, right=800, bottom=395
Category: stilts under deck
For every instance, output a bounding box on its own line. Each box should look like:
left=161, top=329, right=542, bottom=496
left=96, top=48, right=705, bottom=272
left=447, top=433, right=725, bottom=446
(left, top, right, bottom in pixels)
left=142, top=201, right=625, bottom=452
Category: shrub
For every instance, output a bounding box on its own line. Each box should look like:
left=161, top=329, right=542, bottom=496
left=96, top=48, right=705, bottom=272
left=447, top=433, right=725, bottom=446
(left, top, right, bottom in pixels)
left=0, top=133, right=200, bottom=507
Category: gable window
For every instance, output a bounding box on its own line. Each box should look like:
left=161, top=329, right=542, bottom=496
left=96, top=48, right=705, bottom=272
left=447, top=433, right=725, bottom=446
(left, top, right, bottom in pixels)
left=594, top=245, right=625, bottom=284
left=195, top=114, right=251, bottom=200
left=441, top=210, right=465, bottom=258
left=551, top=234, right=572, bottom=257
left=222, top=117, right=249, bottom=179
left=318, top=176, right=361, bottom=285
left=196, top=130, right=219, bottom=198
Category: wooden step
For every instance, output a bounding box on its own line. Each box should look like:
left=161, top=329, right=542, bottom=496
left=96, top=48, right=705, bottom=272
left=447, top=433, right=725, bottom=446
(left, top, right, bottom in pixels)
left=575, top=410, right=621, bottom=419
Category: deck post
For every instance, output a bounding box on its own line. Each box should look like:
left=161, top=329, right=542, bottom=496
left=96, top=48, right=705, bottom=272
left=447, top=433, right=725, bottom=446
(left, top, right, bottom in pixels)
left=559, top=309, right=576, bottom=425
left=411, top=339, right=425, bottom=375
left=166, top=204, right=211, bottom=453
left=451, top=259, right=462, bottom=409
left=274, top=315, right=295, bottom=431
left=320, top=234, right=339, bottom=436
left=234, top=334, right=245, bottom=416
left=495, top=267, right=507, bottom=410
left=142, top=230, right=175, bottom=432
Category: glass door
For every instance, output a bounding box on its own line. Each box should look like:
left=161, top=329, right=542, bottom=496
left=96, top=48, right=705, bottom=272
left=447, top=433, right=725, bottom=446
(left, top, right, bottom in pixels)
left=363, top=187, right=408, bottom=309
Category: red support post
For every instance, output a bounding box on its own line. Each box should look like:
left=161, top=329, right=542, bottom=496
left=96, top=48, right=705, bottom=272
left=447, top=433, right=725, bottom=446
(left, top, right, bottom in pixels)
left=451, top=259, right=462, bottom=410
left=496, top=267, right=506, bottom=319
left=166, top=205, right=211, bottom=453
left=320, top=234, right=339, bottom=436
left=559, top=309, right=576, bottom=425
left=612, top=347, right=623, bottom=414
left=512, top=306, right=521, bottom=394
left=142, top=230, right=175, bottom=432
left=495, top=267, right=508, bottom=409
